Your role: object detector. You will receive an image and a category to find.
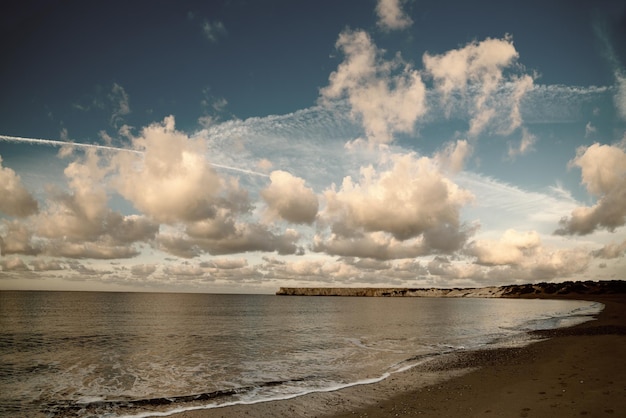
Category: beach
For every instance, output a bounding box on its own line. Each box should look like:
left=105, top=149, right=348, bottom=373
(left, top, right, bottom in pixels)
left=170, top=294, right=626, bottom=418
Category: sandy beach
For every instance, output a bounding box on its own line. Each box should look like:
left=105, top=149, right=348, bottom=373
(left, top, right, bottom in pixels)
left=170, top=295, right=626, bottom=418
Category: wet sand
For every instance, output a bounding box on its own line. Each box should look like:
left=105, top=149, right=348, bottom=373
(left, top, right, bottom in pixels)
left=170, top=295, right=626, bottom=418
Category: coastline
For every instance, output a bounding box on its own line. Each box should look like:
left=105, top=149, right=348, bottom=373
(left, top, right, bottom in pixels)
left=168, top=293, right=626, bottom=418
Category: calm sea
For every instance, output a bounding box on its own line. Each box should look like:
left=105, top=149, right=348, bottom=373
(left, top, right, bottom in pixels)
left=0, top=291, right=602, bottom=417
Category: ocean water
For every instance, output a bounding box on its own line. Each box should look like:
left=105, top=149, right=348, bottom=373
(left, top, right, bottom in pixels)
left=0, top=291, right=602, bottom=418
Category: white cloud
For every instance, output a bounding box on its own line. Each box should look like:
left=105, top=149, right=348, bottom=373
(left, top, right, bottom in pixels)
left=113, top=116, right=248, bottom=224
left=376, top=0, right=413, bottom=31
left=316, top=152, right=474, bottom=258
left=466, top=229, right=541, bottom=265
left=261, top=170, right=318, bottom=224
left=556, top=142, right=626, bottom=235
left=423, top=36, right=532, bottom=137
left=0, top=156, right=38, bottom=217
left=320, top=30, right=426, bottom=144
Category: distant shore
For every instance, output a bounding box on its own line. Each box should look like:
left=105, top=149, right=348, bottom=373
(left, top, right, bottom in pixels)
left=276, top=280, right=626, bottom=298
left=171, top=282, right=626, bottom=418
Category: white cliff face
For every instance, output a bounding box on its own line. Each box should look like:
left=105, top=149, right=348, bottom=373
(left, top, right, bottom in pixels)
left=276, top=281, right=626, bottom=298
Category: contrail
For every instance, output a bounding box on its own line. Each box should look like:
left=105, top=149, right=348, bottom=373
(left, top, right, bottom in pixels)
left=0, top=134, right=269, bottom=178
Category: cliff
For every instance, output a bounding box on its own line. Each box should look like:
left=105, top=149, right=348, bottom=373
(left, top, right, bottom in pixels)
left=276, top=280, right=626, bottom=298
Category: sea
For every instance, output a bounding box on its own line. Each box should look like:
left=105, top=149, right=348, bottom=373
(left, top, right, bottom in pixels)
left=0, top=291, right=603, bottom=418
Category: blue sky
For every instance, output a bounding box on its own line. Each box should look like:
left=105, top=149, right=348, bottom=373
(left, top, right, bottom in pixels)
left=1, top=0, right=625, bottom=293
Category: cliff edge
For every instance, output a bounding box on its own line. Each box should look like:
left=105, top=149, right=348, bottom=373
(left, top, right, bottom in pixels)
left=276, top=280, right=626, bottom=298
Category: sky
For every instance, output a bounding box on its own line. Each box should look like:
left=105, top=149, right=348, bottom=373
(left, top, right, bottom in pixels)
left=1, top=0, right=625, bottom=293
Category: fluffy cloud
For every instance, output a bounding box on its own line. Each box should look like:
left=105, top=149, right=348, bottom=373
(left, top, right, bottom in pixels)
left=316, top=152, right=474, bottom=258
left=320, top=30, right=426, bottom=144
left=20, top=148, right=160, bottom=259
left=464, top=229, right=591, bottom=281
left=466, top=229, right=541, bottom=265
left=0, top=156, right=38, bottom=217
left=323, top=153, right=473, bottom=241
left=0, top=220, right=39, bottom=255
left=556, top=142, right=626, bottom=235
left=423, top=37, right=532, bottom=137
left=261, top=170, right=318, bottom=224
left=113, top=116, right=249, bottom=224
left=376, top=0, right=413, bottom=31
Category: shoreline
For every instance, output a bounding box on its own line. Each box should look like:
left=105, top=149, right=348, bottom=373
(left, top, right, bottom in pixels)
left=167, top=294, right=626, bottom=418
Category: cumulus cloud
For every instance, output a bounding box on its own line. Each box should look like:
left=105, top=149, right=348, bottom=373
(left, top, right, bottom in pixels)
left=0, top=156, right=38, bottom=217
left=261, top=170, right=318, bottom=224
left=464, top=229, right=591, bottom=282
left=316, top=152, right=474, bottom=258
left=113, top=116, right=249, bottom=224
left=466, top=229, right=541, bottom=265
left=320, top=29, right=427, bottom=144
left=423, top=36, right=532, bottom=137
left=22, top=148, right=160, bottom=259
left=556, top=142, right=626, bottom=235
left=376, top=0, right=413, bottom=31
left=0, top=220, right=39, bottom=256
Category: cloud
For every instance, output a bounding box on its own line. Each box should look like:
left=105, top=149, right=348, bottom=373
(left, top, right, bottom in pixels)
left=0, top=220, right=40, bottom=256
left=0, top=156, right=38, bottom=217
left=113, top=116, right=250, bottom=224
left=316, top=152, right=474, bottom=258
left=31, top=259, right=64, bottom=271
left=466, top=229, right=541, bottom=265
left=158, top=220, right=302, bottom=258
left=376, top=0, right=413, bottom=31
left=319, top=29, right=427, bottom=144
left=261, top=170, right=318, bottom=224
left=202, top=20, right=227, bottom=43
left=1, top=256, right=30, bottom=271
left=616, top=72, right=626, bottom=120
left=507, top=127, right=536, bottom=159
left=434, top=139, right=472, bottom=173
left=592, top=239, right=626, bottom=259
left=462, top=229, right=591, bottom=282
left=130, top=264, right=158, bottom=277
left=11, top=148, right=161, bottom=260
left=109, top=83, right=130, bottom=127
left=423, top=36, right=532, bottom=137
left=556, top=142, right=626, bottom=235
